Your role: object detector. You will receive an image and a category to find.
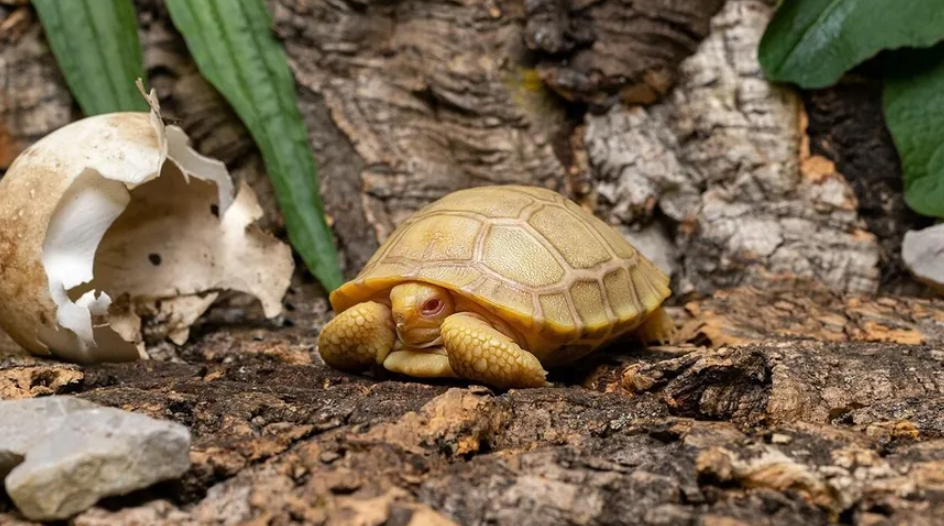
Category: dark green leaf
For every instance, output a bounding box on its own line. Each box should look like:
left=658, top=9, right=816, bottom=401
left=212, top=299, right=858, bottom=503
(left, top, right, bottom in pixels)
left=759, top=0, right=944, bottom=89
left=32, top=0, right=148, bottom=115
left=884, top=48, right=944, bottom=218
left=164, top=0, right=343, bottom=291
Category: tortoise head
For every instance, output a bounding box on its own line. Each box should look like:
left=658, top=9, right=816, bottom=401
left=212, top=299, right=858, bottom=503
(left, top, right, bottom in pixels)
left=389, top=282, right=455, bottom=347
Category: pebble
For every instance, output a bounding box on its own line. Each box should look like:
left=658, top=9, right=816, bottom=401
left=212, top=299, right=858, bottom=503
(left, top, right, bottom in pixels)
left=0, top=396, right=99, bottom=478
left=902, top=223, right=944, bottom=293
left=0, top=396, right=191, bottom=521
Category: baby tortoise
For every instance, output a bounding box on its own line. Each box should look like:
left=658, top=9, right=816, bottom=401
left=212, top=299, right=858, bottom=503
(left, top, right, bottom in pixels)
left=318, top=185, right=674, bottom=389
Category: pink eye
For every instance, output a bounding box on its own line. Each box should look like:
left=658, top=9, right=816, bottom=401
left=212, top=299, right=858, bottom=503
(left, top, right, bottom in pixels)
left=422, top=298, right=442, bottom=314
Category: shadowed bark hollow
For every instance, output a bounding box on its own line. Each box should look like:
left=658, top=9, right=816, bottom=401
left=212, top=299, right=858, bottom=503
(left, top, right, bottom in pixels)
left=523, top=0, right=726, bottom=107
left=802, top=84, right=935, bottom=296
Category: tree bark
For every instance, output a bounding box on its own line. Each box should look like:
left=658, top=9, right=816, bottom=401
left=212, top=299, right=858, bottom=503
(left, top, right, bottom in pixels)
left=1, top=0, right=897, bottom=295
left=584, top=0, right=883, bottom=297
left=2, top=284, right=944, bottom=525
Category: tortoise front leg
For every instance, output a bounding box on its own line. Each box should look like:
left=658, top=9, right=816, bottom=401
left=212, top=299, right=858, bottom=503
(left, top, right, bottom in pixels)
left=318, top=301, right=395, bottom=371
left=441, top=312, right=549, bottom=389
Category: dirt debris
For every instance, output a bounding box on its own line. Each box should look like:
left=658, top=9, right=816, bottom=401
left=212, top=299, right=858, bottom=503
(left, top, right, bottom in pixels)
left=0, top=284, right=941, bottom=524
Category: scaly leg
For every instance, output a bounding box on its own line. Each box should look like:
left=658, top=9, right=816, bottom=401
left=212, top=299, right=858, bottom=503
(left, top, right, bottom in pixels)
left=441, top=312, right=548, bottom=389
left=634, top=306, right=676, bottom=345
left=318, top=301, right=395, bottom=371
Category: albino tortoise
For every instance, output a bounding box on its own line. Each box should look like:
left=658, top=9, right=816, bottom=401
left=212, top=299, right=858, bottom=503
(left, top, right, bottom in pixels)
left=318, top=185, right=674, bottom=389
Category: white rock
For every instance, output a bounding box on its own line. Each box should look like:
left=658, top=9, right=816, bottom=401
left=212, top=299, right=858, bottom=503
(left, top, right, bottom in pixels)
left=903, top=223, right=944, bottom=293
left=0, top=396, right=99, bottom=478
left=0, top=396, right=191, bottom=521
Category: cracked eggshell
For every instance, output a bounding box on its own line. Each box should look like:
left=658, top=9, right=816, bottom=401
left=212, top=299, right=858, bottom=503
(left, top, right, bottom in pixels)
left=0, top=88, right=294, bottom=364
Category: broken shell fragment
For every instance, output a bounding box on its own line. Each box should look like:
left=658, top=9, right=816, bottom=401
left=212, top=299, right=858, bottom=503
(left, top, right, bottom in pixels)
left=0, top=88, right=294, bottom=364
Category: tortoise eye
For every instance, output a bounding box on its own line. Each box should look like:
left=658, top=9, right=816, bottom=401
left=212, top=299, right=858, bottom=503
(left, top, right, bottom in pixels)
left=422, top=298, right=442, bottom=314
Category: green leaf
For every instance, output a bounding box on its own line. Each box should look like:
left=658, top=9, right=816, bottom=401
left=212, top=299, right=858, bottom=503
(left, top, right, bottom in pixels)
left=32, top=0, right=148, bottom=115
left=884, top=48, right=944, bottom=218
left=164, top=0, right=343, bottom=291
left=759, top=0, right=944, bottom=89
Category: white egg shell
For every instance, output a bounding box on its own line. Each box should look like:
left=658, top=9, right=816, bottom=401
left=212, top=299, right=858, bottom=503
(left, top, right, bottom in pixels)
left=0, top=88, right=295, bottom=364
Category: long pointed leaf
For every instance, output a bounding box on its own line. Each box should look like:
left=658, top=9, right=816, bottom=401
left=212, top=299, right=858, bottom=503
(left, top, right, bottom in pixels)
left=164, top=0, right=343, bottom=291
left=32, top=0, right=148, bottom=115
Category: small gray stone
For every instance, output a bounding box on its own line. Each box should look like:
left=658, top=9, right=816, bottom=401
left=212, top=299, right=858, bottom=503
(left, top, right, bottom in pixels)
left=903, top=223, right=944, bottom=294
left=0, top=396, right=99, bottom=478
left=0, top=396, right=191, bottom=521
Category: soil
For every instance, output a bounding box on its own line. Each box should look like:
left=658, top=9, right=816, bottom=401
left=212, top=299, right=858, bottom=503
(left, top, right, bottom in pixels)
left=2, top=283, right=944, bottom=525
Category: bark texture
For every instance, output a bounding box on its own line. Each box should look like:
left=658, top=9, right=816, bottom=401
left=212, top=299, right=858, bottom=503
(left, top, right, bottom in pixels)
left=2, top=285, right=944, bottom=525
left=271, top=0, right=573, bottom=272
left=0, top=6, right=75, bottom=171
left=523, top=0, right=726, bottom=107
left=802, top=84, right=935, bottom=296
left=584, top=0, right=882, bottom=296
left=0, top=0, right=915, bottom=294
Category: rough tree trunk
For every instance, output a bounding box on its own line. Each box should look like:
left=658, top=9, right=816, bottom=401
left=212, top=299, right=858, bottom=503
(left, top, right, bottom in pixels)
left=1, top=0, right=941, bottom=524
left=2, top=0, right=913, bottom=295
